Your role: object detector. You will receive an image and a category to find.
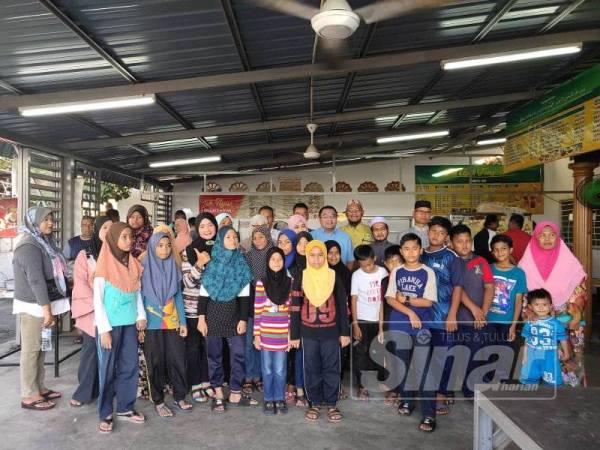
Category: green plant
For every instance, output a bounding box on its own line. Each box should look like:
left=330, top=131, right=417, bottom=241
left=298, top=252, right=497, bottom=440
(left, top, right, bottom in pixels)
left=101, top=182, right=131, bottom=203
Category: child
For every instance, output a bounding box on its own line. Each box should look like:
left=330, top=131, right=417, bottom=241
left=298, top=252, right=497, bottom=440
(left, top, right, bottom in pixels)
left=446, top=224, right=495, bottom=399
left=489, top=235, right=527, bottom=382
left=141, top=232, right=192, bottom=418
left=94, top=222, right=147, bottom=433
left=254, top=248, right=292, bottom=415
left=350, top=245, right=387, bottom=400
left=420, top=216, right=456, bottom=415
left=197, top=226, right=256, bottom=413
left=290, top=240, right=350, bottom=423
left=385, top=233, right=437, bottom=433
left=520, top=289, right=570, bottom=386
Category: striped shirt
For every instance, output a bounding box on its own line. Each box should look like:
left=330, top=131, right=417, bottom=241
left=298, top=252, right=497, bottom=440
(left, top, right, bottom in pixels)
left=253, top=280, right=290, bottom=351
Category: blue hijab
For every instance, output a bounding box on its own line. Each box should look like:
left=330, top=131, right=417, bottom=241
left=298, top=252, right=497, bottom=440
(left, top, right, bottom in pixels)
left=279, top=229, right=297, bottom=269
left=201, top=226, right=253, bottom=302
left=141, top=232, right=181, bottom=308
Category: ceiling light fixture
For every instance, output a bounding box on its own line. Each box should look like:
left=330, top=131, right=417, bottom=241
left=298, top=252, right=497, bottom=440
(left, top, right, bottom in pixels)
left=19, top=94, right=156, bottom=117
left=432, top=167, right=463, bottom=178
left=148, top=155, right=221, bottom=168
left=442, top=43, right=581, bottom=70
left=477, top=137, right=506, bottom=146
left=377, top=130, right=449, bottom=144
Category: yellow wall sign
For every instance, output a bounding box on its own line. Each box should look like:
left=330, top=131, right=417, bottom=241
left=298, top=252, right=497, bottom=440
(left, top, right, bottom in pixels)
left=505, top=64, right=600, bottom=173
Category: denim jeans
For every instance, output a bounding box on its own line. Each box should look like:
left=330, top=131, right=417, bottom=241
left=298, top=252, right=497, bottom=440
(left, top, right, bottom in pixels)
left=261, top=350, right=287, bottom=401
left=244, top=317, right=262, bottom=380
left=206, top=334, right=245, bottom=392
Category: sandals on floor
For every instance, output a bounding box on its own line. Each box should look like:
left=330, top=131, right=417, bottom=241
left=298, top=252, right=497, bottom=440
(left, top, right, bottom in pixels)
left=21, top=398, right=55, bottom=411
left=357, top=387, right=369, bottom=401
left=172, top=400, right=193, bottom=413
left=69, top=399, right=83, bottom=408
left=155, top=403, right=174, bottom=418
left=254, top=380, right=264, bottom=393
left=295, top=395, right=308, bottom=408
left=41, top=390, right=62, bottom=400
left=398, top=401, right=414, bottom=416
left=99, top=417, right=113, bottom=433
left=305, top=406, right=321, bottom=422
left=211, top=398, right=226, bottom=414
left=436, top=400, right=450, bottom=416
left=384, top=391, right=398, bottom=406
left=285, top=390, right=296, bottom=405
left=116, top=410, right=146, bottom=423
left=228, top=393, right=258, bottom=407
left=419, top=417, right=436, bottom=433
left=192, top=388, right=207, bottom=403
left=242, top=381, right=253, bottom=395
left=327, top=406, right=343, bottom=423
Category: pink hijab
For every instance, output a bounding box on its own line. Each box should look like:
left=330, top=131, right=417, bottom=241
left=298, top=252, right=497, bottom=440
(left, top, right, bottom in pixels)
left=519, top=221, right=586, bottom=308
left=288, top=214, right=307, bottom=232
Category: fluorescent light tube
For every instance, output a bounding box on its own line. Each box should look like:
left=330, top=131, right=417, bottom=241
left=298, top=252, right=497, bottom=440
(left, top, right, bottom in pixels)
left=477, top=138, right=506, bottom=146
left=19, top=94, right=156, bottom=117
left=442, top=44, right=581, bottom=70
left=377, top=130, right=449, bottom=144
left=149, top=155, right=221, bottom=168
left=432, top=167, right=462, bottom=178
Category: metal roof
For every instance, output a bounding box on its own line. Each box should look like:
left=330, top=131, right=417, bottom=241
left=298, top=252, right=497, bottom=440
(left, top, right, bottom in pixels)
left=0, top=0, right=599, bottom=182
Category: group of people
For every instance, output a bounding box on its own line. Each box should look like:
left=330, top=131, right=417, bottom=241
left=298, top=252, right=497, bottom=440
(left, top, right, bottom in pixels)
left=12, top=198, right=588, bottom=434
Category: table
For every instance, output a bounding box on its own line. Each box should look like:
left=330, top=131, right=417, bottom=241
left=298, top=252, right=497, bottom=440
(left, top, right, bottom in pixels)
left=474, top=385, right=600, bottom=450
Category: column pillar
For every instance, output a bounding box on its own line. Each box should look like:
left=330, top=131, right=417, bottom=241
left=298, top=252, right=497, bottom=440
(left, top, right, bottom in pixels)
left=569, top=160, right=597, bottom=342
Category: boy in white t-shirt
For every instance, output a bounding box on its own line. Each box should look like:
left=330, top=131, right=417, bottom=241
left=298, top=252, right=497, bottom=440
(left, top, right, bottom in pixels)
left=350, top=245, right=388, bottom=400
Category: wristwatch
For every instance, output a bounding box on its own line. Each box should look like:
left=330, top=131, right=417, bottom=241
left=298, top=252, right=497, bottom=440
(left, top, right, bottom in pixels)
left=404, top=295, right=411, bottom=305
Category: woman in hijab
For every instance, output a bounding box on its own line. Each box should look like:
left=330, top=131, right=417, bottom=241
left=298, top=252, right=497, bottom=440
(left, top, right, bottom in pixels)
left=288, top=214, right=308, bottom=234
left=13, top=206, right=69, bottom=411
left=253, top=247, right=293, bottom=414
left=325, top=240, right=352, bottom=296
left=141, top=232, right=191, bottom=418
left=289, top=240, right=351, bottom=423
left=182, top=212, right=218, bottom=403
left=289, top=231, right=312, bottom=281
left=519, top=221, right=587, bottom=386
left=174, top=218, right=192, bottom=256
left=94, top=222, right=146, bottom=433
left=215, top=212, right=233, bottom=228
left=241, top=214, right=268, bottom=251
left=127, top=205, right=153, bottom=258
left=70, top=216, right=113, bottom=407
left=277, top=229, right=297, bottom=271
left=197, top=226, right=256, bottom=413
left=242, top=225, right=274, bottom=393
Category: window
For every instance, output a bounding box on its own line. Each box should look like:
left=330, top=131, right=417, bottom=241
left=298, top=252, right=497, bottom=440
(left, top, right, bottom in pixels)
left=154, top=189, right=172, bottom=225
left=28, top=151, right=62, bottom=242
left=560, top=199, right=600, bottom=248
left=76, top=163, right=101, bottom=217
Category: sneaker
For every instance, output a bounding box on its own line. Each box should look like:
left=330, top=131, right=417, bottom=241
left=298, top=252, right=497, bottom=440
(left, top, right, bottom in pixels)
left=275, top=400, right=288, bottom=414
left=263, top=401, right=276, bottom=415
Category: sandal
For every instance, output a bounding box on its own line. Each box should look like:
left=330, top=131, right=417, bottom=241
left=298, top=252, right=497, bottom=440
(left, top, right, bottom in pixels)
left=228, top=393, right=258, bottom=407
left=99, top=417, right=113, bottom=433
left=254, top=380, right=264, bottom=393
left=203, top=387, right=216, bottom=399
left=305, top=406, right=321, bottom=422
left=295, top=395, right=308, bottom=408
left=357, top=387, right=369, bottom=401
left=384, top=391, right=398, bottom=406
left=116, top=410, right=146, bottom=424
left=398, top=401, right=414, bottom=416
left=436, top=400, right=450, bottom=416
left=192, top=388, right=207, bottom=403
left=155, top=403, right=174, bottom=418
left=172, top=399, right=193, bottom=413
left=327, top=406, right=343, bottom=423
left=338, top=387, right=349, bottom=400
left=419, top=417, right=436, bottom=433
left=285, top=390, right=296, bottom=405
left=211, top=397, right=226, bottom=414
left=41, top=390, right=62, bottom=400
left=242, top=381, right=253, bottom=395
left=21, top=398, right=55, bottom=411
left=70, top=399, right=83, bottom=408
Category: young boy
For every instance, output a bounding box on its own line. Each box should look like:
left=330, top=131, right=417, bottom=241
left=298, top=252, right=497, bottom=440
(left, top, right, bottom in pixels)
left=385, top=234, right=437, bottom=432
left=350, top=245, right=388, bottom=399
left=446, top=224, right=494, bottom=399
left=520, top=289, right=569, bottom=386
left=489, top=235, right=527, bottom=382
left=420, top=216, right=456, bottom=414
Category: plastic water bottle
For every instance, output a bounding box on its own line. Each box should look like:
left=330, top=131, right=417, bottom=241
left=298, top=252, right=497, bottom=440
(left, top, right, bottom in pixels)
left=41, top=327, right=52, bottom=352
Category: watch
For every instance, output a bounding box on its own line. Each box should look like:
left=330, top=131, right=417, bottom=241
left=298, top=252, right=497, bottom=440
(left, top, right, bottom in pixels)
left=404, top=295, right=411, bottom=305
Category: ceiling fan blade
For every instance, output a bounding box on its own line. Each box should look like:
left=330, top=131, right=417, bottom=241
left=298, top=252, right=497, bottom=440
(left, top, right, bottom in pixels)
left=355, top=0, right=456, bottom=24
left=249, top=0, right=320, bottom=20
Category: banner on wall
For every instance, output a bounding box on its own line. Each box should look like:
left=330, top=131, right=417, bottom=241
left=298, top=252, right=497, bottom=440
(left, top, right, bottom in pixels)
left=199, top=194, right=324, bottom=219
left=0, top=197, right=18, bottom=237
left=504, top=64, right=600, bottom=173
left=415, top=164, right=544, bottom=215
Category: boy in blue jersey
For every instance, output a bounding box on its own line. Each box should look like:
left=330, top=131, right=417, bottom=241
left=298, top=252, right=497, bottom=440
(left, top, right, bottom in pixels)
left=421, top=216, right=456, bottom=415
left=385, top=233, right=437, bottom=432
left=520, top=289, right=570, bottom=386
left=489, top=235, right=527, bottom=382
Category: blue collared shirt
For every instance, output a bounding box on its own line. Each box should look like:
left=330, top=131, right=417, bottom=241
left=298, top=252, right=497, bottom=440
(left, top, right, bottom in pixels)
left=311, top=227, right=355, bottom=264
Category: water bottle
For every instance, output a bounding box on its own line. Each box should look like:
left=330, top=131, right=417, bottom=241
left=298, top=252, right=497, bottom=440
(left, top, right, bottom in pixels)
left=41, top=327, right=52, bottom=352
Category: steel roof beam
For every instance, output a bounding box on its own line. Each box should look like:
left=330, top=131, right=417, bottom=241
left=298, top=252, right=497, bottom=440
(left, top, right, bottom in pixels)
left=1, top=28, right=596, bottom=111
left=473, top=0, right=519, bottom=43
left=539, top=0, right=587, bottom=34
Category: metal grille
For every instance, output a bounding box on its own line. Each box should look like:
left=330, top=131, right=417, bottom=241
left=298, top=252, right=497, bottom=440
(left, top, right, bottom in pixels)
left=28, top=151, right=62, bottom=242
left=76, top=163, right=101, bottom=217
left=560, top=199, right=600, bottom=249
left=154, top=189, right=172, bottom=226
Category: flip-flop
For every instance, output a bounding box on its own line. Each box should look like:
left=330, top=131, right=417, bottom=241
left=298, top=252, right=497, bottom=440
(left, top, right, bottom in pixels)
left=211, top=398, right=226, bottom=414
left=41, top=390, right=62, bottom=400
left=21, top=399, right=55, bottom=411
left=99, top=418, right=113, bottom=433
left=228, top=394, right=258, bottom=407
left=155, top=403, right=174, bottom=418
left=70, top=399, right=83, bottom=408
left=116, top=410, right=146, bottom=423
left=172, top=400, right=193, bottom=413
left=419, top=417, right=436, bottom=433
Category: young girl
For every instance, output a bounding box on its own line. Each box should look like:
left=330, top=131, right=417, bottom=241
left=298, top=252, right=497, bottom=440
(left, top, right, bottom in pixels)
left=70, top=216, right=112, bottom=407
left=243, top=225, right=273, bottom=394
left=197, top=226, right=256, bottom=413
left=126, top=205, right=153, bottom=258
left=254, top=248, right=292, bottom=415
left=183, top=213, right=218, bottom=402
left=94, top=222, right=146, bottom=433
left=277, top=229, right=297, bottom=271
left=290, top=240, right=351, bottom=423
left=288, top=215, right=308, bottom=234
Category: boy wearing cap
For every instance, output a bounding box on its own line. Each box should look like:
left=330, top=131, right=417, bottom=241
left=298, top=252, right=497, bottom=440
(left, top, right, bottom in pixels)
left=398, top=200, right=432, bottom=249
left=370, top=216, right=393, bottom=267
left=341, top=200, right=373, bottom=248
